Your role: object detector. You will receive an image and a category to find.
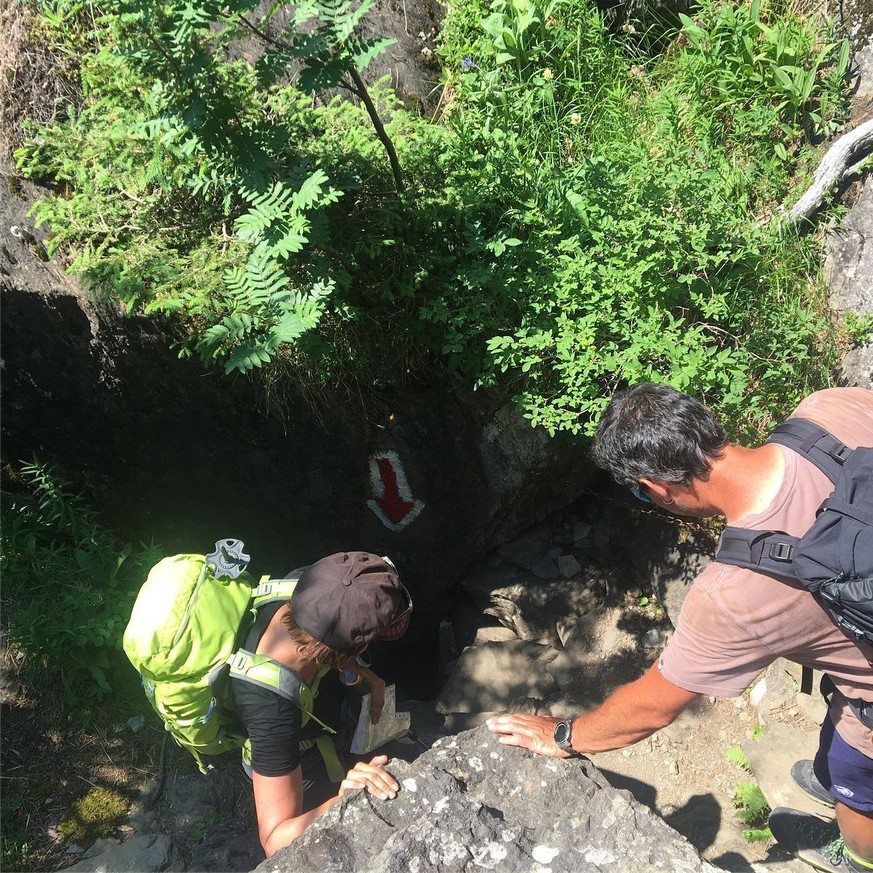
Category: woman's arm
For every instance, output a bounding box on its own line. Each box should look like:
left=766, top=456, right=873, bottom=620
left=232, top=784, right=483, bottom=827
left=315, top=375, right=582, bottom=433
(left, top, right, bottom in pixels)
left=356, top=666, right=386, bottom=722
left=253, top=756, right=400, bottom=857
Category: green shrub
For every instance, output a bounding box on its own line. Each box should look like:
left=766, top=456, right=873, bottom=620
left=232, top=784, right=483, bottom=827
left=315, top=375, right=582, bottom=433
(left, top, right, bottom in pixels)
left=430, top=0, right=845, bottom=436
left=15, top=0, right=425, bottom=380
left=0, top=461, right=163, bottom=704
left=16, top=0, right=850, bottom=437
left=843, top=312, right=873, bottom=345
left=732, top=780, right=773, bottom=843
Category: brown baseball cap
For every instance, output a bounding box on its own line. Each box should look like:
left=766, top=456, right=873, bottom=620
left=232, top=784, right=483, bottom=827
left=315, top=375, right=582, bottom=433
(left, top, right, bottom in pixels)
left=291, top=552, right=411, bottom=650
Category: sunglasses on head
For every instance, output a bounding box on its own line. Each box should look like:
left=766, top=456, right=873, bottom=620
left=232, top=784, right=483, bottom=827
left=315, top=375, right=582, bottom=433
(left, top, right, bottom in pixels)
left=629, top=481, right=654, bottom=504
left=387, top=582, right=414, bottom=626
left=375, top=555, right=413, bottom=640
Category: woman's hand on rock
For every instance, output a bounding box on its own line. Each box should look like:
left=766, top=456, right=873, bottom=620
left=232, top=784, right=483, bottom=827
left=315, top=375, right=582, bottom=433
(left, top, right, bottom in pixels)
left=338, top=755, right=398, bottom=801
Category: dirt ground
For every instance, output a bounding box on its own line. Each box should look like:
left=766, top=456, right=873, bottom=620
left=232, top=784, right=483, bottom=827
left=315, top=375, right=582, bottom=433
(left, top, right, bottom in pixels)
left=591, top=695, right=817, bottom=872
left=539, top=602, right=822, bottom=872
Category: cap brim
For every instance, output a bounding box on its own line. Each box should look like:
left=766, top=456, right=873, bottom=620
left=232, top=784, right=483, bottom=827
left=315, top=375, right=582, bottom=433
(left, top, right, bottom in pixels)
left=375, top=613, right=410, bottom=642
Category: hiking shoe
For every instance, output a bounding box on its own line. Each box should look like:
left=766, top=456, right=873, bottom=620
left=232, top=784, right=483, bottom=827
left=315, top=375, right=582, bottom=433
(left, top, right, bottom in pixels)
left=792, top=760, right=834, bottom=808
left=769, top=807, right=854, bottom=872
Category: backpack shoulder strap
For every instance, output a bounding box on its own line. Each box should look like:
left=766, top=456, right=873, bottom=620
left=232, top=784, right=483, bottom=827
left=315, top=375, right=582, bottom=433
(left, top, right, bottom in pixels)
left=715, top=527, right=801, bottom=583
left=227, top=649, right=336, bottom=735
left=715, top=416, right=855, bottom=584
left=251, top=577, right=300, bottom=609
left=227, top=650, right=344, bottom=781
left=767, top=418, right=853, bottom=483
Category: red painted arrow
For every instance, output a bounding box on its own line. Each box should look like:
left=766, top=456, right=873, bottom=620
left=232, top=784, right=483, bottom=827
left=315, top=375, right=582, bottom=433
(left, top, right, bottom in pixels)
left=374, top=456, right=416, bottom=524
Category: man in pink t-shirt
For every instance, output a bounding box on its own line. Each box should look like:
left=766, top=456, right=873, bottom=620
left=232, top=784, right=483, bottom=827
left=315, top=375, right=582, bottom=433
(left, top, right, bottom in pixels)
left=488, top=384, right=873, bottom=873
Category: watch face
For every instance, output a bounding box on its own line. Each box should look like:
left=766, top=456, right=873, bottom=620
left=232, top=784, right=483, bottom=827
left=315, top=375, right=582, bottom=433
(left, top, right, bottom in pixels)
left=554, top=721, right=571, bottom=746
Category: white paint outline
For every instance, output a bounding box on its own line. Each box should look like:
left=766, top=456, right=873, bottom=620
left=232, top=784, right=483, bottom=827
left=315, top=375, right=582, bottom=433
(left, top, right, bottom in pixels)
left=367, top=450, right=425, bottom=531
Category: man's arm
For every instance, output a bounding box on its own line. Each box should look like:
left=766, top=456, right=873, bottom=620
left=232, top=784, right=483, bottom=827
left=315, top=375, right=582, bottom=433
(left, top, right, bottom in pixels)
left=487, top=659, right=700, bottom=756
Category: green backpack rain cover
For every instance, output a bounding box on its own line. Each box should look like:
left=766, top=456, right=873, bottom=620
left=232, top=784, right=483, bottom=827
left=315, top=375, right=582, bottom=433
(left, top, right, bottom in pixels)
left=123, top=549, right=339, bottom=776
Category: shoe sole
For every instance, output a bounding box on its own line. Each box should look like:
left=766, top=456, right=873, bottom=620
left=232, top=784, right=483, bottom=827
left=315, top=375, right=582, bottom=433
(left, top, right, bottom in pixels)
left=791, top=760, right=834, bottom=808
left=796, top=848, right=845, bottom=873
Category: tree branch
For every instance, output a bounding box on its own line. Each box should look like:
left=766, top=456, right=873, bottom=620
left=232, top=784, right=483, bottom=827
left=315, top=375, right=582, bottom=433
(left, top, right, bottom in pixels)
left=237, top=14, right=405, bottom=195
left=237, top=14, right=292, bottom=51
left=787, top=119, right=873, bottom=223
left=348, top=67, right=405, bottom=194
left=339, top=77, right=363, bottom=98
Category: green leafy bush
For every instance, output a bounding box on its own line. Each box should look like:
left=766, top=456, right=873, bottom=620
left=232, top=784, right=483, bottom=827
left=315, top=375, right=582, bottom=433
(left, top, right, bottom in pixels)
left=0, top=461, right=163, bottom=704
left=16, top=0, right=414, bottom=377
left=843, top=312, right=873, bottom=345
left=16, top=0, right=849, bottom=437
left=677, top=0, right=850, bottom=140
left=429, top=0, right=845, bottom=435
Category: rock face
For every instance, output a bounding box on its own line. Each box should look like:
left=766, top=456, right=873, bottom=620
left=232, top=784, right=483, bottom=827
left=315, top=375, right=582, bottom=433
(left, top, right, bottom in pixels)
left=828, top=174, right=873, bottom=390
left=63, top=833, right=181, bottom=873
left=826, top=39, right=873, bottom=391
left=1, top=163, right=595, bottom=697
left=254, top=725, right=719, bottom=873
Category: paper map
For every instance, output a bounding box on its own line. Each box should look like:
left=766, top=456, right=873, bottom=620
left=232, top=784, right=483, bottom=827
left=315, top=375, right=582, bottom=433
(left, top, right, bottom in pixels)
left=350, top=684, right=411, bottom=755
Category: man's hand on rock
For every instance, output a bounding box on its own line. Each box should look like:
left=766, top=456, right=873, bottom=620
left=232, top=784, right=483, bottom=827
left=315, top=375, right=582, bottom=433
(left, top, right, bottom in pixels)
left=486, top=713, right=570, bottom=757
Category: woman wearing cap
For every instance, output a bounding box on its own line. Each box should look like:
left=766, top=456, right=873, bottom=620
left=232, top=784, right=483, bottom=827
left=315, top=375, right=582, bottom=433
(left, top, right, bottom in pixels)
left=229, top=551, right=413, bottom=857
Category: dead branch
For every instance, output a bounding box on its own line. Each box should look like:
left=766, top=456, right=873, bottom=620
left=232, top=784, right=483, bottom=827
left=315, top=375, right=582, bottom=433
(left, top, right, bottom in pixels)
left=788, top=119, right=873, bottom=222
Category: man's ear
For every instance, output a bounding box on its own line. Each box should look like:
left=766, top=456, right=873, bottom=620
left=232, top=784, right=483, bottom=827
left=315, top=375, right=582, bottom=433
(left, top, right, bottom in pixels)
left=639, top=478, right=672, bottom=503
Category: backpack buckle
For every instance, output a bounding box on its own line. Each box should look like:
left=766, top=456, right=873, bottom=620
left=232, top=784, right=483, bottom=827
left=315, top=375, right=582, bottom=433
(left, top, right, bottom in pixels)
left=829, top=442, right=853, bottom=464
left=768, top=542, right=794, bottom=562
left=229, top=651, right=252, bottom=673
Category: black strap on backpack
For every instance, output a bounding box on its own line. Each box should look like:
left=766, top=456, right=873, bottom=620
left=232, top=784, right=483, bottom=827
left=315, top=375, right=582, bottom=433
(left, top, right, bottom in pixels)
left=716, top=419, right=853, bottom=582
left=766, top=418, right=854, bottom=479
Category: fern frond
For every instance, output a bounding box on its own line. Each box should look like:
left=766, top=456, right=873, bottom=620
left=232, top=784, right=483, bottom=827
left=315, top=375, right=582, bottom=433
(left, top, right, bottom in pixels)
left=224, top=336, right=277, bottom=373
left=255, top=46, right=297, bottom=87
left=313, top=0, right=373, bottom=42
left=274, top=310, right=309, bottom=342
left=291, top=169, right=329, bottom=210
left=348, top=36, right=396, bottom=71
left=726, top=746, right=751, bottom=772
left=271, top=230, right=308, bottom=259
left=248, top=246, right=290, bottom=293
left=235, top=181, right=294, bottom=240
left=732, top=781, right=770, bottom=825
left=201, top=313, right=254, bottom=345
left=299, top=55, right=348, bottom=92
left=223, top=264, right=250, bottom=297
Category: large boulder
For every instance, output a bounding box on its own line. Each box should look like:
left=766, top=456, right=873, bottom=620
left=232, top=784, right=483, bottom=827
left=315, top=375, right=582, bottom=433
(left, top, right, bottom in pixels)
left=826, top=39, right=873, bottom=390
left=253, top=725, right=719, bottom=873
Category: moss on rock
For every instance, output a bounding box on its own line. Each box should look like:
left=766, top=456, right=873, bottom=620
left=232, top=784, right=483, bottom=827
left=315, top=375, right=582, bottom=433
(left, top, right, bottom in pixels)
left=58, top=787, right=128, bottom=845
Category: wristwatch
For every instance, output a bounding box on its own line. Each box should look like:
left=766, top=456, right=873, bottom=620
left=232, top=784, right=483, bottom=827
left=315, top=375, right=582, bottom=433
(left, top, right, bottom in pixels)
left=553, top=719, right=575, bottom=754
